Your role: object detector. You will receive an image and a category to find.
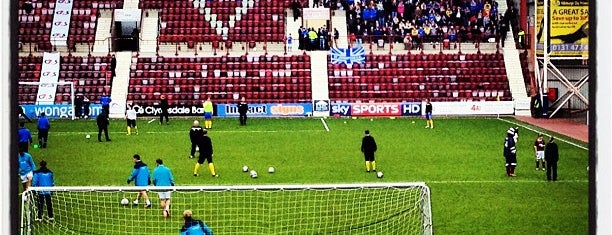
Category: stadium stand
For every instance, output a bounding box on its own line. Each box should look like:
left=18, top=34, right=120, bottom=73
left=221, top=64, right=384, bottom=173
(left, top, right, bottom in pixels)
left=17, top=55, right=112, bottom=104
left=327, top=52, right=511, bottom=103
left=127, top=54, right=312, bottom=105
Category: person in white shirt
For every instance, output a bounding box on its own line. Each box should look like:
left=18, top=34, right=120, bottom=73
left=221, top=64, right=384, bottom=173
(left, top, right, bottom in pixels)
left=125, top=104, right=139, bottom=135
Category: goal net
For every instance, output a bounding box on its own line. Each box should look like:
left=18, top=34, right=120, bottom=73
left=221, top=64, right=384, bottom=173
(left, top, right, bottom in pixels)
left=20, top=183, right=432, bottom=235
left=18, top=81, right=76, bottom=120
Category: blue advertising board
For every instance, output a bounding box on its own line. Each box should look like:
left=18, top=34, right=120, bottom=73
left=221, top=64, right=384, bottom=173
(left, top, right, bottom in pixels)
left=21, top=104, right=103, bottom=119
left=217, top=103, right=313, bottom=117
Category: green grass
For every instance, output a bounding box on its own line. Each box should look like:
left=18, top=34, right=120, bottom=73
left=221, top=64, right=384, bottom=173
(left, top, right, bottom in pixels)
left=19, top=117, right=589, bottom=234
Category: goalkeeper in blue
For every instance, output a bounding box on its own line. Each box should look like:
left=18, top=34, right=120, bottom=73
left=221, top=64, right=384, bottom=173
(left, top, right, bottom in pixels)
left=127, top=154, right=151, bottom=208
left=180, top=210, right=213, bottom=235
left=153, top=158, right=175, bottom=218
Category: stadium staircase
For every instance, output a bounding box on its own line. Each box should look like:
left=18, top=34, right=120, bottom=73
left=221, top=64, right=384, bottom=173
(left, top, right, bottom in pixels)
left=497, top=0, right=531, bottom=116
left=285, top=8, right=302, bottom=54
left=310, top=51, right=329, bottom=103
left=331, top=10, right=348, bottom=48
left=140, top=10, right=159, bottom=54
left=108, top=51, right=132, bottom=118
left=93, top=10, right=113, bottom=53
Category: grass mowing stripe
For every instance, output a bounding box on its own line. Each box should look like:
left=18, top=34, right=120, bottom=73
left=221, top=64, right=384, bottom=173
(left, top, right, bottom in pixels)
left=44, top=130, right=327, bottom=135
left=320, top=118, right=330, bottom=132
left=496, top=118, right=588, bottom=151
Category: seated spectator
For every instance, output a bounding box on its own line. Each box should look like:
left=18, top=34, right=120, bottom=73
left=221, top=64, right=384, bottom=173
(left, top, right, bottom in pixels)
left=22, top=1, right=33, bottom=14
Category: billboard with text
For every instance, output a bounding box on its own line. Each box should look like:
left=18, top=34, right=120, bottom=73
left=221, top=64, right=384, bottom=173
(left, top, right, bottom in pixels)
left=535, top=0, right=588, bottom=57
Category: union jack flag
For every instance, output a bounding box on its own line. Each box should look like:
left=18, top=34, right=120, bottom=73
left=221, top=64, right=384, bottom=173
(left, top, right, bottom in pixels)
left=330, top=47, right=366, bottom=65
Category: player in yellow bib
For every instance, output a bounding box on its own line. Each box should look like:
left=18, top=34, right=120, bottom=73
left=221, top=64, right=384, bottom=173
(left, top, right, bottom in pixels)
left=202, top=97, right=214, bottom=129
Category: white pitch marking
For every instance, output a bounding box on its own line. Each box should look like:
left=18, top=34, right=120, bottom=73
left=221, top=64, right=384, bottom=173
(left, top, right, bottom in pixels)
left=497, top=118, right=588, bottom=151
left=320, top=118, right=330, bottom=132
left=147, top=119, right=156, bottom=124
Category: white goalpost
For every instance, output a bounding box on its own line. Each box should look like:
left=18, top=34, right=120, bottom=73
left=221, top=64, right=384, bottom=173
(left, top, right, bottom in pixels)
left=20, top=183, right=433, bottom=235
left=19, top=81, right=76, bottom=120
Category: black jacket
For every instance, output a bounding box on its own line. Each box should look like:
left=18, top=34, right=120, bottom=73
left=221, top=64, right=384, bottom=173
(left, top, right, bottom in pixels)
left=97, top=112, right=109, bottom=127
left=544, top=142, right=559, bottom=162
left=200, top=136, right=213, bottom=155
left=189, top=126, right=204, bottom=143
left=238, top=102, right=248, bottom=115
left=361, top=135, right=377, bottom=153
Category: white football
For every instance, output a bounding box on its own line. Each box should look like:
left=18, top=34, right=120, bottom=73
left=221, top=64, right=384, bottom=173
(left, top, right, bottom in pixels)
left=250, top=170, right=258, bottom=178
left=120, top=198, right=129, bottom=206
left=85, top=134, right=91, bottom=139
left=242, top=166, right=249, bottom=172
left=376, top=171, right=384, bottom=178
left=268, top=167, right=275, bottom=173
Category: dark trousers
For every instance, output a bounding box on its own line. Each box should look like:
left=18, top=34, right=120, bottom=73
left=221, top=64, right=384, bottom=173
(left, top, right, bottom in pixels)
left=546, top=161, right=558, bottom=181
left=37, top=194, right=53, bottom=219
left=190, top=142, right=199, bottom=157
left=18, top=142, right=29, bottom=153
left=75, top=106, right=82, bottom=118
left=160, top=110, right=169, bottom=124
left=102, top=105, right=109, bottom=114
left=38, top=129, right=48, bottom=148
left=83, top=105, right=90, bottom=117
left=98, top=126, right=110, bottom=141
left=239, top=114, right=247, bottom=125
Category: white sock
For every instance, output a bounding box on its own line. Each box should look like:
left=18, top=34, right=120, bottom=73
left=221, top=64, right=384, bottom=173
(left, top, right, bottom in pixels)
left=133, top=200, right=139, bottom=205
left=146, top=199, right=151, bottom=205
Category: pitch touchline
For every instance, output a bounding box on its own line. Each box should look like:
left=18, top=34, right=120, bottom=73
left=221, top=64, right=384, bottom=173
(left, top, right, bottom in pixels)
left=497, top=118, right=588, bottom=151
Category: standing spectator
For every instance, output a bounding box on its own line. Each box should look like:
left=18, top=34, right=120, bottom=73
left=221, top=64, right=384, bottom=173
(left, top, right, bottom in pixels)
left=361, top=130, right=378, bottom=173
left=96, top=110, right=111, bottom=142
left=18, top=122, right=33, bottom=152
left=424, top=99, right=434, bottom=129
left=127, top=154, right=151, bottom=208
left=179, top=210, right=213, bottom=235
left=333, top=28, right=339, bottom=47
left=499, top=19, right=508, bottom=47
left=18, top=146, right=36, bottom=191
left=545, top=136, right=559, bottom=181
left=202, top=97, right=214, bottom=129
left=125, top=104, right=138, bottom=135
left=100, top=94, right=112, bottom=114
left=37, top=112, right=50, bottom=148
left=18, top=106, right=32, bottom=123
left=287, top=33, right=293, bottom=52
left=159, top=95, right=170, bottom=125
left=110, top=54, right=117, bottom=79
left=291, top=0, right=302, bottom=22
left=74, top=94, right=84, bottom=119
left=83, top=96, right=91, bottom=118
left=313, top=0, right=320, bottom=8
left=189, top=120, right=205, bottom=159
left=534, top=133, right=546, bottom=171
left=504, top=127, right=519, bottom=177
left=153, top=158, right=175, bottom=218
left=193, top=129, right=218, bottom=177
left=22, top=1, right=33, bottom=14
left=238, top=97, right=249, bottom=126
left=32, top=160, right=54, bottom=221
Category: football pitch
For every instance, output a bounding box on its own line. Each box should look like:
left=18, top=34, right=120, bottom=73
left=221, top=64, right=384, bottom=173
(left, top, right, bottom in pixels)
left=19, top=117, right=589, bottom=234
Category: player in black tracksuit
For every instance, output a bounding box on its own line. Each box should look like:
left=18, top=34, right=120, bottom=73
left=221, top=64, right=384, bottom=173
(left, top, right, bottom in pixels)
left=193, top=129, right=217, bottom=177
left=504, top=127, right=519, bottom=177
left=361, top=130, right=378, bottom=172
left=189, top=120, right=204, bottom=159
left=97, top=111, right=111, bottom=142
left=544, top=136, right=559, bottom=181
left=238, top=97, right=248, bottom=126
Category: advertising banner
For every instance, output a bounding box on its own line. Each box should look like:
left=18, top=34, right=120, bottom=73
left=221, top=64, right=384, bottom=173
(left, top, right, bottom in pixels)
left=313, top=100, right=330, bottom=112
left=330, top=47, right=366, bottom=65
left=302, top=8, right=330, bottom=20
left=535, top=0, right=588, bottom=57
left=430, top=101, right=515, bottom=115
left=130, top=104, right=207, bottom=117
left=36, top=52, right=61, bottom=105
left=21, top=104, right=103, bottom=119
left=50, top=0, right=73, bottom=46
left=217, top=103, right=313, bottom=117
